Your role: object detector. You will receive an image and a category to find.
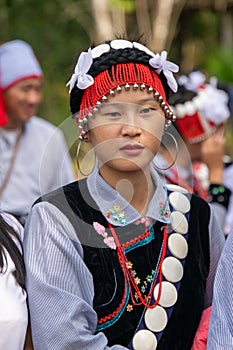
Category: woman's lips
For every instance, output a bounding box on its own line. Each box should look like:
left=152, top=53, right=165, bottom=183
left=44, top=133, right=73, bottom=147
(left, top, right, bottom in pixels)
left=120, top=143, right=144, bottom=156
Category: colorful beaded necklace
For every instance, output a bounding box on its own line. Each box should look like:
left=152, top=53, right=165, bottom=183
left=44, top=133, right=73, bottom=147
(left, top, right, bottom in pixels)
left=108, top=223, right=168, bottom=309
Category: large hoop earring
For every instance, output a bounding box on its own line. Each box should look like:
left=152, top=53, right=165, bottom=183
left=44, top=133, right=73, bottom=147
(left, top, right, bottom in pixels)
left=76, top=141, right=96, bottom=177
left=153, top=131, right=178, bottom=171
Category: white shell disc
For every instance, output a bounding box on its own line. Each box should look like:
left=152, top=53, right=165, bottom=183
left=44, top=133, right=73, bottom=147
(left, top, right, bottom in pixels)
left=171, top=211, right=188, bottom=234
left=132, top=329, right=157, bottom=350
left=110, top=39, right=133, bottom=50
left=91, top=44, right=110, bottom=59
left=145, top=306, right=168, bottom=332
left=169, top=192, right=190, bottom=213
left=166, top=184, right=188, bottom=194
left=162, top=256, right=184, bottom=283
left=153, top=281, right=178, bottom=308
left=168, top=233, right=188, bottom=259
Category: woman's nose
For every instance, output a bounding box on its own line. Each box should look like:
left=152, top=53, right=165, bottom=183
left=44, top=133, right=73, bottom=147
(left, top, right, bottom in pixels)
left=121, top=115, right=142, bottom=138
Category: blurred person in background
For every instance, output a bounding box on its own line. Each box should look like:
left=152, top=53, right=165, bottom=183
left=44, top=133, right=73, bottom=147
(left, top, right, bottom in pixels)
left=0, top=212, right=29, bottom=349
left=157, top=71, right=232, bottom=234
left=0, top=113, right=32, bottom=349
left=207, top=227, right=233, bottom=349
left=0, top=39, right=75, bottom=225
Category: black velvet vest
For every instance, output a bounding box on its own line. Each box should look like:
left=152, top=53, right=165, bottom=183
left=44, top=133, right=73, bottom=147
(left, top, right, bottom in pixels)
left=38, top=178, right=210, bottom=350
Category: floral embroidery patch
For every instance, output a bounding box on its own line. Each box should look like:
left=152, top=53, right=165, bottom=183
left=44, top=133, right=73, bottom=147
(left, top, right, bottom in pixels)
left=159, top=201, right=171, bottom=220
left=93, top=222, right=116, bottom=249
left=105, top=205, right=127, bottom=225
left=126, top=304, right=133, bottom=312
left=134, top=217, right=152, bottom=227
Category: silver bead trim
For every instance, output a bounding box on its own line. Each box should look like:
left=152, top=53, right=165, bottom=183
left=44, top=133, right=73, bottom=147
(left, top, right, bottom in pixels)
left=125, top=83, right=130, bottom=91
left=101, top=96, right=108, bottom=102
left=78, top=83, right=176, bottom=138
left=148, top=86, right=153, bottom=93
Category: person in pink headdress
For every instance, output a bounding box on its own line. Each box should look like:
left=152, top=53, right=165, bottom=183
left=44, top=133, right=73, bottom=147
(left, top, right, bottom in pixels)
left=0, top=40, right=75, bottom=225
left=158, top=71, right=232, bottom=234
left=23, top=39, right=224, bottom=350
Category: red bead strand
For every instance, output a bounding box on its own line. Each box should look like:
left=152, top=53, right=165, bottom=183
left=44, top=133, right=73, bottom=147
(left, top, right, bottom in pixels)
left=108, top=223, right=168, bottom=309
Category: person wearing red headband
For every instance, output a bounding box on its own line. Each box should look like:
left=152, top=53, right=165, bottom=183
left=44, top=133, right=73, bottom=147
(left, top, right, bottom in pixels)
left=158, top=71, right=232, bottom=234
left=0, top=40, right=75, bottom=225
left=23, top=39, right=224, bottom=350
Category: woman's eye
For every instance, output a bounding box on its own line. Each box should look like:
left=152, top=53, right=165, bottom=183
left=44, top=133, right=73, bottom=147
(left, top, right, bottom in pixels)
left=104, top=112, right=121, bottom=118
left=21, top=86, right=30, bottom=92
left=140, top=108, right=154, bottom=114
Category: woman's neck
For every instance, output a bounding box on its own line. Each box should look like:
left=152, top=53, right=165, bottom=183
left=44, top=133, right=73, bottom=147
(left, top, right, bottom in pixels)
left=99, top=165, right=155, bottom=216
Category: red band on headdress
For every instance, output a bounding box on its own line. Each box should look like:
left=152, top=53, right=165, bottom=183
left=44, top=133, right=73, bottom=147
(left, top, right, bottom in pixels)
left=0, top=88, right=8, bottom=127
left=176, top=112, right=216, bottom=143
left=79, top=63, right=168, bottom=119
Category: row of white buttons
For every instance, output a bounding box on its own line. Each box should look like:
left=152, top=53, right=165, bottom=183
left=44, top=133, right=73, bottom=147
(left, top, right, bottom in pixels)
left=132, top=187, right=190, bottom=350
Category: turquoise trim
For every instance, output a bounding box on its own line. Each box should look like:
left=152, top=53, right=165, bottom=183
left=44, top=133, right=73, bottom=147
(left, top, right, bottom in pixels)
left=125, top=226, right=155, bottom=254
left=96, top=283, right=130, bottom=331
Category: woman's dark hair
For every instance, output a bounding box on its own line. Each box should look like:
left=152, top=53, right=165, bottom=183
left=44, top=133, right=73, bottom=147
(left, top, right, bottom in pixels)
left=70, top=43, right=170, bottom=115
left=0, top=214, right=25, bottom=289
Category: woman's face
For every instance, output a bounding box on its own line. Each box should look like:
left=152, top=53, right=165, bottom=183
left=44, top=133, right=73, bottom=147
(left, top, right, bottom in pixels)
left=3, top=78, right=43, bottom=128
left=87, top=88, right=165, bottom=174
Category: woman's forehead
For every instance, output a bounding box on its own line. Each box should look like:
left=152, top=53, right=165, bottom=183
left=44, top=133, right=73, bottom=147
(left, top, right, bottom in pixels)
left=104, top=88, right=161, bottom=105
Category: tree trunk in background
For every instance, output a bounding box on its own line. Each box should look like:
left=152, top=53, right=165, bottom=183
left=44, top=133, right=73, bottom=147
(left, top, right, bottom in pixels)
left=221, top=13, right=233, bottom=49
left=165, top=0, right=187, bottom=51
left=91, top=0, right=114, bottom=42
left=135, top=0, right=151, bottom=42
left=110, top=6, right=126, bottom=38
left=151, top=0, right=175, bottom=51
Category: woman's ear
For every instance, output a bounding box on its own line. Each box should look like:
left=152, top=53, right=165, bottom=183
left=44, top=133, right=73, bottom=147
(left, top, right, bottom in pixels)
left=83, top=132, right=90, bottom=143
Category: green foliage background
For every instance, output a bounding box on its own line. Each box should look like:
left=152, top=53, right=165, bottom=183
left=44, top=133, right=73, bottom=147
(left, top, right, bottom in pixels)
left=1, top=0, right=233, bottom=154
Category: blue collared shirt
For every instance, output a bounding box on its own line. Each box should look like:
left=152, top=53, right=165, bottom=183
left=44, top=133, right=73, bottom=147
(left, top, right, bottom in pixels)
left=87, top=163, right=171, bottom=227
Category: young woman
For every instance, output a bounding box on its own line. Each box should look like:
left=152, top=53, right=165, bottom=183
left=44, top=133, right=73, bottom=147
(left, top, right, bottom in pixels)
left=24, top=39, right=224, bottom=350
